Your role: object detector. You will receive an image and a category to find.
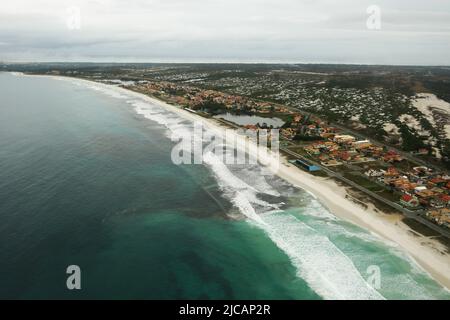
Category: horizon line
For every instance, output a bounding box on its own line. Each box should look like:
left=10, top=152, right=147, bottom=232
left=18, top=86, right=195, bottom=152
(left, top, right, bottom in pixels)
left=2, top=60, right=450, bottom=68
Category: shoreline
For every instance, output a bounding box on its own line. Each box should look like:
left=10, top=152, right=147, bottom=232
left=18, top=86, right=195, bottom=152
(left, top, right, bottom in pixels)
left=17, top=73, right=450, bottom=291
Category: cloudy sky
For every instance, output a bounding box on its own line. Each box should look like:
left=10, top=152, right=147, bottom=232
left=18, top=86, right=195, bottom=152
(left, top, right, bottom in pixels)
left=1, top=0, right=450, bottom=65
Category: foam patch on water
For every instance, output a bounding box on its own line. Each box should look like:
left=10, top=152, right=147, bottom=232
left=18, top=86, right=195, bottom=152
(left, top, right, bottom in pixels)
left=200, top=151, right=384, bottom=299
left=302, top=198, right=338, bottom=220
left=85, top=83, right=128, bottom=99
left=131, top=100, right=194, bottom=141
left=203, top=152, right=281, bottom=212
left=198, top=145, right=383, bottom=299
left=261, top=213, right=385, bottom=299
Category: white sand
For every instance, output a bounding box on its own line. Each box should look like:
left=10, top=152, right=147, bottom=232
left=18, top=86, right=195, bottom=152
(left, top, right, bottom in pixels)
left=383, top=122, right=400, bottom=135
left=413, top=93, right=450, bottom=140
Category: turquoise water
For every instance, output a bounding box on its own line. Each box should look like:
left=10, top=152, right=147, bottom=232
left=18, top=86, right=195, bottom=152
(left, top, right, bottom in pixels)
left=0, top=72, right=448, bottom=299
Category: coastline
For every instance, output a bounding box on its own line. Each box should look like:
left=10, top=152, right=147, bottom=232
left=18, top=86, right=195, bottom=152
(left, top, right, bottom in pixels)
left=19, top=73, right=450, bottom=291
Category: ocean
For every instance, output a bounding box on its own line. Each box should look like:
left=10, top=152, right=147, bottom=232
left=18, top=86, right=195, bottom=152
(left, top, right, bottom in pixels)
left=0, top=72, right=448, bottom=299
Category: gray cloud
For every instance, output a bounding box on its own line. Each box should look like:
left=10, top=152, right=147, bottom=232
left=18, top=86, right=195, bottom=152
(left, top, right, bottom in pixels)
left=1, top=0, right=449, bottom=64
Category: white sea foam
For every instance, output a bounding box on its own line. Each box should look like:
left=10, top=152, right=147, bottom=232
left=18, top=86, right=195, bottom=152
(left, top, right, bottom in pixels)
left=131, top=100, right=194, bottom=141
left=85, top=83, right=128, bottom=99
left=203, top=152, right=281, bottom=209
left=199, top=148, right=383, bottom=298
left=233, top=166, right=281, bottom=197
left=200, top=152, right=384, bottom=299
left=302, top=198, right=338, bottom=220
left=9, top=72, right=24, bottom=76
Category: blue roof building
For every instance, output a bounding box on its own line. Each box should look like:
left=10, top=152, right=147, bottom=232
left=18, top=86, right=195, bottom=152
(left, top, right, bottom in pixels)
left=293, top=159, right=321, bottom=172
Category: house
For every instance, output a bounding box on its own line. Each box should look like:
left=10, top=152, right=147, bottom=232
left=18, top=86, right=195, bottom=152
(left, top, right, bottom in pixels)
left=430, top=187, right=445, bottom=194
left=414, top=186, right=428, bottom=192
left=384, top=167, right=399, bottom=177
left=429, top=177, right=447, bottom=187
left=338, top=151, right=352, bottom=162
left=440, top=194, right=450, bottom=206
left=400, top=194, right=419, bottom=208
left=304, top=145, right=320, bottom=155
left=334, top=134, right=356, bottom=144
left=412, top=166, right=432, bottom=177
left=293, top=114, right=302, bottom=123
left=353, top=140, right=372, bottom=150
left=414, top=189, right=435, bottom=206
left=383, top=150, right=403, bottom=162
left=392, top=178, right=417, bottom=192
left=244, top=124, right=258, bottom=131
left=426, top=208, right=450, bottom=227
left=320, top=132, right=335, bottom=139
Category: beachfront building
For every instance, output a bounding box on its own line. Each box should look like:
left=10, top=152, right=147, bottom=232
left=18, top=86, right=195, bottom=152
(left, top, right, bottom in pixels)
left=293, top=159, right=321, bottom=172
left=353, top=140, right=372, bottom=150
left=400, top=194, right=420, bottom=208
left=333, top=134, right=356, bottom=144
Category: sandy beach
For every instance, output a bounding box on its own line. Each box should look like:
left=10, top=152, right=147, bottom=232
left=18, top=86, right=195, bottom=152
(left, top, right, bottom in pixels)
left=20, top=74, right=450, bottom=291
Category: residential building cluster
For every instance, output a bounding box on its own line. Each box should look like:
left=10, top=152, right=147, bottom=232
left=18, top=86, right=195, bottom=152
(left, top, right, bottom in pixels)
left=134, top=81, right=290, bottom=114
left=284, top=114, right=450, bottom=228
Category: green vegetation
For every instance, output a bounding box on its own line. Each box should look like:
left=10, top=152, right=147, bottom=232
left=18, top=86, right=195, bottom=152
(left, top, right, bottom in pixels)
left=197, top=100, right=227, bottom=115
left=398, top=124, right=426, bottom=151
